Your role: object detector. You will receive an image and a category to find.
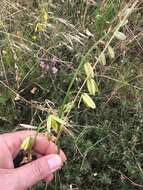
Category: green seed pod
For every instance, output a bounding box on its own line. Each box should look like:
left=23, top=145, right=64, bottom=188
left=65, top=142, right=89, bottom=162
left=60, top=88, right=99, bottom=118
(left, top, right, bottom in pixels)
left=82, top=93, right=96, bottom=109
left=47, top=115, right=65, bottom=133
left=47, top=115, right=58, bottom=133
left=20, top=136, right=34, bottom=151
left=51, top=119, right=59, bottom=132
left=114, top=31, right=126, bottom=41
left=84, top=62, right=94, bottom=78
left=108, top=45, right=115, bottom=59
left=99, top=52, right=106, bottom=66
left=87, top=79, right=98, bottom=95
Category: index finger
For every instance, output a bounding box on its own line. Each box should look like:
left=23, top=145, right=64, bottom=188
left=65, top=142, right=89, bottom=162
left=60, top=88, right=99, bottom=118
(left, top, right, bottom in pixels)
left=33, top=136, right=67, bottom=162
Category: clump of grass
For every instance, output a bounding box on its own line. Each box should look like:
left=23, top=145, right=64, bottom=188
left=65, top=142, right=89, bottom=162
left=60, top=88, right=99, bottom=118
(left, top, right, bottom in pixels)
left=0, top=0, right=143, bottom=189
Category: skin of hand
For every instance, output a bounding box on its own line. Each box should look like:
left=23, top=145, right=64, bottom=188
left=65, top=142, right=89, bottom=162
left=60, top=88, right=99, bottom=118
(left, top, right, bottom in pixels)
left=0, top=130, right=66, bottom=190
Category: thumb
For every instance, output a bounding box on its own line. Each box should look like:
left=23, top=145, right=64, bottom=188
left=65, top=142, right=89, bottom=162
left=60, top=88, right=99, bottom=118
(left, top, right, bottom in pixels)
left=14, top=154, right=62, bottom=189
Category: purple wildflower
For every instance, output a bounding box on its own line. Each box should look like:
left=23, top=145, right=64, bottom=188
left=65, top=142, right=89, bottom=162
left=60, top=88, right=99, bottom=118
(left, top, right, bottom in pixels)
left=51, top=56, right=60, bottom=66
left=52, top=67, right=58, bottom=74
left=40, top=60, right=49, bottom=71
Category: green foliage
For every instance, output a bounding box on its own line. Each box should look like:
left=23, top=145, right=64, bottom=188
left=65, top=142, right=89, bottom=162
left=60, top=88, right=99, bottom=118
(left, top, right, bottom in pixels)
left=0, top=0, right=143, bottom=189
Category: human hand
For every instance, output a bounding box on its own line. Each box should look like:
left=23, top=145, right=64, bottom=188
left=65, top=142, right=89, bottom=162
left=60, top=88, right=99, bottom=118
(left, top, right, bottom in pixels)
left=0, top=130, right=66, bottom=190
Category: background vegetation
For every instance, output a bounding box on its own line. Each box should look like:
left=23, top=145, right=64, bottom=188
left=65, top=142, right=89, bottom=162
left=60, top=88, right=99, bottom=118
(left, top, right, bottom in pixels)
left=0, top=0, right=143, bottom=189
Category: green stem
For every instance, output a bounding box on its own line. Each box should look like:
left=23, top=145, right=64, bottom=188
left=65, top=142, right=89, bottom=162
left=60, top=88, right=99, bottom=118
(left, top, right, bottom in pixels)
left=57, top=0, right=138, bottom=145
left=59, top=39, right=103, bottom=118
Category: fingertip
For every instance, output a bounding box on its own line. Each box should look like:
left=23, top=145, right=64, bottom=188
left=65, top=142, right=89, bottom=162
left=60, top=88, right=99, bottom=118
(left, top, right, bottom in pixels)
left=59, top=150, right=67, bottom=163
left=43, top=174, right=54, bottom=183
left=47, top=142, right=67, bottom=163
left=46, top=141, right=58, bottom=154
left=47, top=154, right=62, bottom=172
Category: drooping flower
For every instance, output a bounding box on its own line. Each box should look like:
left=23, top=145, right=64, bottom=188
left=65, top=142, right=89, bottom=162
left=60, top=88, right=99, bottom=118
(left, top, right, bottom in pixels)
left=39, top=60, right=49, bottom=71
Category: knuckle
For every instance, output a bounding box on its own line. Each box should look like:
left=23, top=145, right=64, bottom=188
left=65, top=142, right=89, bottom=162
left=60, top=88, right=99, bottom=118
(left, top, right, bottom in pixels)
left=31, top=159, right=46, bottom=179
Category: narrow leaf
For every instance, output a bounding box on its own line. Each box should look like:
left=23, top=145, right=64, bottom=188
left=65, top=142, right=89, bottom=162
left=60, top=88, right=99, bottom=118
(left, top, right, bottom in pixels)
left=52, top=115, right=65, bottom=125
left=47, top=115, right=52, bottom=133
left=0, top=96, right=7, bottom=104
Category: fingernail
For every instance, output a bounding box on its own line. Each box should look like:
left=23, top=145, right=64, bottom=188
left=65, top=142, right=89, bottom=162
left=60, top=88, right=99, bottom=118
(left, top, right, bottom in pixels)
left=47, top=155, right=62, bottom=172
